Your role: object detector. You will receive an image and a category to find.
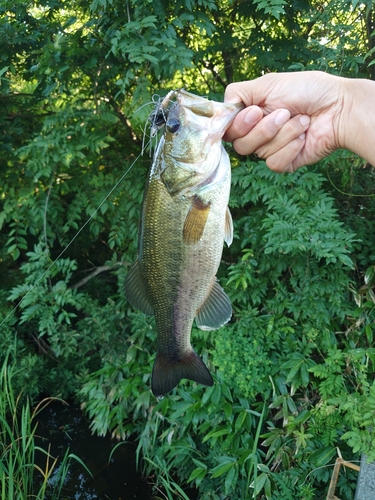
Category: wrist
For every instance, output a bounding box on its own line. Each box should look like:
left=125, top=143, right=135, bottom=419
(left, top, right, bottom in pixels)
left=338, top=77, right=375, bottom=165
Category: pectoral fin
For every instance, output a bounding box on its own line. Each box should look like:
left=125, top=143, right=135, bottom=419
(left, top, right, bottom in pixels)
left=124, top=260, right=154, bottom=315
left=225, top=206, right=233, bottom=246
left=183, top=196, right=211, bottom=244
left=195, top=279, right=232, bottom=331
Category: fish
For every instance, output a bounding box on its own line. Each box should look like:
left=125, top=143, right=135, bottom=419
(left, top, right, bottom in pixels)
left=124, top=89, right=243, bottom=397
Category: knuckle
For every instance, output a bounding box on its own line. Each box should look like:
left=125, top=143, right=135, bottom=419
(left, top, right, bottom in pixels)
left=225, top=82, right=238, bottom=94
left=233, top=138, right=253, bottom=156
left=289, top=137, right=304, bottom=155
left=266, top=157, right=285, bottom=172
left=254, top=145, right=268, bottom=158
left=258, top=123, right=277, bottom=141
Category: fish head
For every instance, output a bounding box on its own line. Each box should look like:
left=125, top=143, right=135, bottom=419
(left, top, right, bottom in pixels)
left=158, top=89, right=243, bottom=196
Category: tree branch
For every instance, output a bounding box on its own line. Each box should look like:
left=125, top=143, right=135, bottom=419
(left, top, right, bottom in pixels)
left=70, top=263, right=123, bottom=290
left=0, top=93, right=36, bottom=98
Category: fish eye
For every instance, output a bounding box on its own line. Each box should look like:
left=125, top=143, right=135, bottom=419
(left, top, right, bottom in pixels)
left=167, top=118, right=180, bottom=134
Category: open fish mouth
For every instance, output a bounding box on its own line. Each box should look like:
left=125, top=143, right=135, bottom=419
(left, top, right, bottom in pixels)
left=148, top=90, right=179, bottom=136
left=148, top=89, right=243, bottom=138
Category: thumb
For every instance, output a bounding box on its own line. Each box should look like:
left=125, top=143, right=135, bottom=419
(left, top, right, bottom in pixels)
left=224, top=80, right=262, bottom=106
left=224, top=83, right=245, bottom=105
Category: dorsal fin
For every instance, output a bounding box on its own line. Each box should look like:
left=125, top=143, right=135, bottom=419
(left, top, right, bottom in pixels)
left=183, top=196, right=211, bottom=244
left=195, top=279, right=232, bottom=331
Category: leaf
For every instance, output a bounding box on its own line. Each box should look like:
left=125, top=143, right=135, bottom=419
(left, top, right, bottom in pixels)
left=202, top=427, right=230, bottom=443
left=338, top=253, right=354, bottom=268
left=188, top=467, right=206, bottom=483
left=269, top=395, right=285, bottom=409
left=224, top=463, right=238, bottom=494
left=235, top=411, right=247, bottom=432
left=169, top=402, right=192, bottom=420
left=308, top=447, right=336, bottom=467
left=365, top=265, right=375, bottom=285
left=0, top=66, right=9, bottom=77
left=366, top=325, right=373, bottom=344
left=211, top=460, right=235, bottom=478
left=252, top=472, right=268, bottom=496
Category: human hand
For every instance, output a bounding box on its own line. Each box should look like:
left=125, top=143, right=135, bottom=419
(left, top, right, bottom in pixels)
left=223, top=71, right=345, bottom=172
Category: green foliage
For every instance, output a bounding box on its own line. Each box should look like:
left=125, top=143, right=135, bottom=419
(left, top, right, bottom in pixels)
left=2, top=0, right=375, bottom=498
left=212, top=309, right=275, bottom=399
left=79, top=310, right=155, bottom=438
left=213, top=162, right=355, bottom=402
left=0, top=350, right=88, bottom=499
left=134, top=384, right=269, bottom=499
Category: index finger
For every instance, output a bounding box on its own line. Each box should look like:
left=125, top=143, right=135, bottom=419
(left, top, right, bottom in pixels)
left=224, top=81, right=258, bottom=106
left=223, top=105, right=263, bottom=142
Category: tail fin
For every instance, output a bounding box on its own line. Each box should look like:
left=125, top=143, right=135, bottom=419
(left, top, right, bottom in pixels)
left=151, top=351, right=213, bottom=397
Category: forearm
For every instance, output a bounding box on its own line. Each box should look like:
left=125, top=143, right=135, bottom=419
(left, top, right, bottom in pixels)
left=339, top=78, right=375, bottom=166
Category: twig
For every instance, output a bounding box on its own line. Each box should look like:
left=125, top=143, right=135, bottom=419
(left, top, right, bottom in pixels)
left=70, top=263, right=122, bottom=290
left=30, top=331, right=58, bottom=361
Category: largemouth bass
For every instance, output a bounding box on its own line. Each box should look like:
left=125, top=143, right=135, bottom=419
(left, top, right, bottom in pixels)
left=125, top=89, right=242, bottom=396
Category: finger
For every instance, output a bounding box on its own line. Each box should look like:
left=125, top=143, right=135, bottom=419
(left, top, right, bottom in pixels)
left=224, top=80, right=266, bottom=106
left=223, top=105, right=263, bottom=142
left=254, top=115, right=310, bottom=158
left=265, top=134, right=306, bottom=173
left=232, top=108, right=291, bottom=155
left=224, top=82, right=252, bottom=105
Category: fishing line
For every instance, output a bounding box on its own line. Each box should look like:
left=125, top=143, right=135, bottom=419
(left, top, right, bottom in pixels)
left=0, top=145, right=150, bottom=328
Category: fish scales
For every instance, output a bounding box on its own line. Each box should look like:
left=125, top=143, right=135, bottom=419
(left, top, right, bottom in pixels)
left=125, top=89, right=243, bottom=396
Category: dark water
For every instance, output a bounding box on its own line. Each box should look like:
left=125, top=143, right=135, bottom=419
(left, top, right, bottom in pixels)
left=35, top=401, right=151, bottom=499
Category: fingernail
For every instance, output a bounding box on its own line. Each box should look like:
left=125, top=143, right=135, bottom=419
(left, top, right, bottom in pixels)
left=244, top=106, right=262, bottom=125
left=299, top=133, right=306, bottom=140
left=275, top=109, right=290, bottom=126
left=299, top=115, right=310, bottom=126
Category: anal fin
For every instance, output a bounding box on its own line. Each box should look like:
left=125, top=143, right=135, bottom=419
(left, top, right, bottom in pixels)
left=124, top=260, right=154, bottom=315
left=195, top=279, right=232, bottom=331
